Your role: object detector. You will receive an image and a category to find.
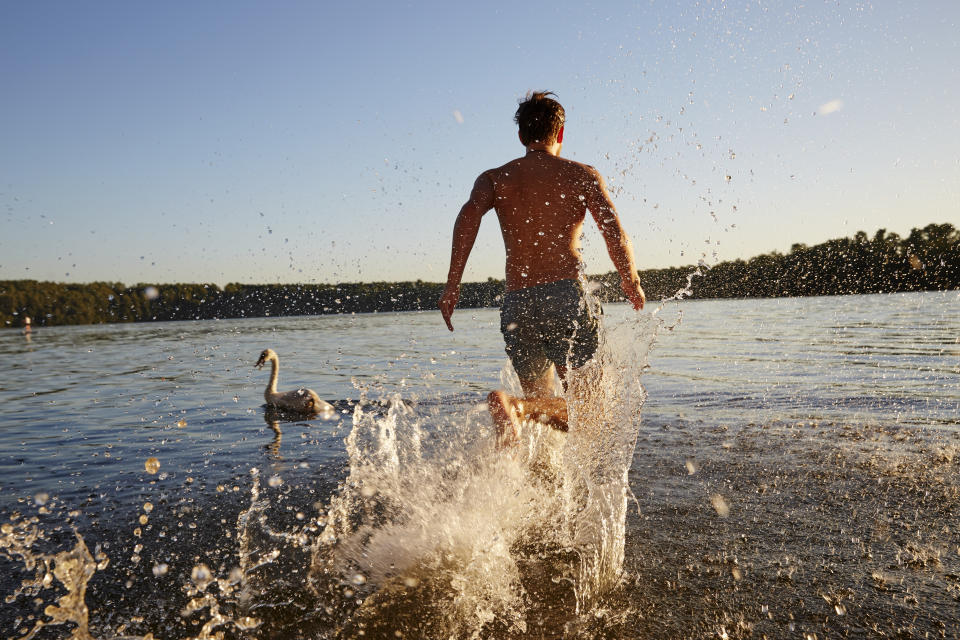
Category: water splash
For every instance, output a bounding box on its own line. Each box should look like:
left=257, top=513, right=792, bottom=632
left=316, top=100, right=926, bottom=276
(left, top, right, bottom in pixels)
left=1, top=518, right=107, bottom=639
left=307, top=310, right=659, bottom=635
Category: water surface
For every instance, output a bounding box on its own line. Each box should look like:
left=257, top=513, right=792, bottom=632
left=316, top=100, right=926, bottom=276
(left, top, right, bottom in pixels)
left=2, top=291, right=958, bottom=638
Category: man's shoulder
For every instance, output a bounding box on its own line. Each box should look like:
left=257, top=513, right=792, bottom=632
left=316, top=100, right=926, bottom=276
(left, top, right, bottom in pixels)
left=557, top=157, right=600, bottom=177
left=486, top=157, right=525, bottom=173
left=486, top=156, right=599, bottom=176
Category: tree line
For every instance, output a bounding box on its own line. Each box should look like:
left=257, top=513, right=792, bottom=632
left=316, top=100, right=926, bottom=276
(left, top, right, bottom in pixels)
left=2, top=222, right=957, bottom=328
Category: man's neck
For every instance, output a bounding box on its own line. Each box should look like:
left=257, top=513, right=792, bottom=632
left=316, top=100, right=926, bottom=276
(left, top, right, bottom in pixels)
left=525, top=141, right=561, bottom=156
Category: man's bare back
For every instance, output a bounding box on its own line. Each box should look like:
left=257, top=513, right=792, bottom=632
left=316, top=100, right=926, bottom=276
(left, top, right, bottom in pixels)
left=440, top=141, right=644, bottom=324
left=439, top=91, right=644, bottom=447
left=485, top=152, right=607, bottom=291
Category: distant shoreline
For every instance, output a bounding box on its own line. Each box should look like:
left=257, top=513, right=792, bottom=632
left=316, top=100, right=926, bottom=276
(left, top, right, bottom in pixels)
left=3, top=223, right=957, bottom=328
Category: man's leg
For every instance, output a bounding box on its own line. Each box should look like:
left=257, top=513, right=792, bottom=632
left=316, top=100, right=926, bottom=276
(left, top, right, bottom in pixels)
left=488, top=365, right=570, bottom=448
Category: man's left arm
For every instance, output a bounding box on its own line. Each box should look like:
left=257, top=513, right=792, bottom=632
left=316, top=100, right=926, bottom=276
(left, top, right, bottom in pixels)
left=439, top=173, right=495, bottom=330
left=585, top=168, right=645, bottom=310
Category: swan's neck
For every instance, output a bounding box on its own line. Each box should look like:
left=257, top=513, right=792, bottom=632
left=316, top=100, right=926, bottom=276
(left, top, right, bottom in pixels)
left=267, top=358, right=279, bottom=394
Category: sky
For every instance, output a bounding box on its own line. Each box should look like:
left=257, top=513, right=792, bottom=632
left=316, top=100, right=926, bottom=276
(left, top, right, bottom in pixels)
left=1, top=0, right=958, bottom=286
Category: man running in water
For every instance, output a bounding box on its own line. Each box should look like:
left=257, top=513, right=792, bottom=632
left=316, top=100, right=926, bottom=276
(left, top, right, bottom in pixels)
left=439, top=91, right=645, bottom=446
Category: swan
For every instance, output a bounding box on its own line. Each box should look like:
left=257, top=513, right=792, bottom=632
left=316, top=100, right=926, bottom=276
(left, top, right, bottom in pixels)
left=254, top=348, right=334, bottom=416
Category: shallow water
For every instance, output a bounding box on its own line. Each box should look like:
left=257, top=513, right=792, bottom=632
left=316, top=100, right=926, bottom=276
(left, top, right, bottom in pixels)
left=1, top=291, right=959, bottom=638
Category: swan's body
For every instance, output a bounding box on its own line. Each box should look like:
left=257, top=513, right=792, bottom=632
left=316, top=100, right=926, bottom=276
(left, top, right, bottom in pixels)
left=255, top=349, right=334, bottom=416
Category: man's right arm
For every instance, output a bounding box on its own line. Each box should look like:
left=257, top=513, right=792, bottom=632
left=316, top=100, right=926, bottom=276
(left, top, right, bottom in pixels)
left=584, top=167, right=645, bottom=310
left=439, top=173, right=495, bottom=330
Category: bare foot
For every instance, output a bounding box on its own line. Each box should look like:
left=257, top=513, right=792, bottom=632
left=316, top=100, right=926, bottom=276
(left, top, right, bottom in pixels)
left=487, top=390, right=521, bottom=449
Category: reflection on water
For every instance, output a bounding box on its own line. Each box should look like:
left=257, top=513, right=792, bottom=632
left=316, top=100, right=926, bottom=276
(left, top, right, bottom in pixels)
left=1, top=292, right=959, bottom=638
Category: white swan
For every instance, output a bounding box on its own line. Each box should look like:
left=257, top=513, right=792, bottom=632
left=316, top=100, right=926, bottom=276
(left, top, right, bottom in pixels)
left=254, top=348, right=334, bottom=416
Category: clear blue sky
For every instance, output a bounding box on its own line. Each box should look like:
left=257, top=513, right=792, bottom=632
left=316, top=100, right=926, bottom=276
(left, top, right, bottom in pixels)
left=2, top=1, right=957, bottom=286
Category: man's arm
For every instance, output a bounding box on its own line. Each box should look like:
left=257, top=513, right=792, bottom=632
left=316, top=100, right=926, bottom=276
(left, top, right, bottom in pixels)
left=584, top=168, right=645, bottom=310
left=439, top=173, right=496, bottom=330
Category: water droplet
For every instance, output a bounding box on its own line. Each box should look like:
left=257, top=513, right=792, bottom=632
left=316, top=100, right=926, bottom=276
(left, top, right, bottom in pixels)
left=191, top=563, right=213, bottom=589
left=402, top=576, right=419, bottom=588
left=33, top=492, right=49, bottom=506
left=268, top=475, right=283, bottom=488
left=144, top=457, right=161, bottom=474
left=710, top=494, right=730, bottom=517
left=685, top=460, right=697, bottom=475
left=153, top=563, right=169, bottom=577
left=351, top=573, right=366, bottom=585
left=143, top=502, right=154, bottom=513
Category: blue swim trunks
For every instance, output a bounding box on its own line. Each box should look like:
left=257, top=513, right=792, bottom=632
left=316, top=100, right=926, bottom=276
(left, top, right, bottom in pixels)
left=499, top=278, right=601, bottom=381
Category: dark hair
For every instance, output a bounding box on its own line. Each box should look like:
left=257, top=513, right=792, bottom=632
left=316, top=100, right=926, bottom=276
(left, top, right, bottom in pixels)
left=514, top=91, right=565, bottom=145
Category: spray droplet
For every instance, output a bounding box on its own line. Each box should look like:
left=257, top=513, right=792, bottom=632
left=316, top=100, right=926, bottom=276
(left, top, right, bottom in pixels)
left=143, top=502, right=154, bottom=513
left=268, top=475, right=283, bottom=488
left=152, top=563, right=169, bottom=577
left=710, top=494, right=730, bottom=517
left=351, top=573, right=366, bottom=585
left=402, top=576, right=419, bottom=588
left=144, top=457, right=161, bottom=474
left=176, top=419, right=187, bottom=428
left=685, top=460, right=697, bottom=475
left=191, top=564, right=213, bottom=589
left=34, top=492, right=49, bottom=506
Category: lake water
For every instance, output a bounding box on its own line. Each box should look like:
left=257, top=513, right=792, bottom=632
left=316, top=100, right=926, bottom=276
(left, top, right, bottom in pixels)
left=1, top=291, right=959, bottom=639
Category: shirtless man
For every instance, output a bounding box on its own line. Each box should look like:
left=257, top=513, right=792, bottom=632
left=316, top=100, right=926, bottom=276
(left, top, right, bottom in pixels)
left=439, top=91, right=645, bottom=446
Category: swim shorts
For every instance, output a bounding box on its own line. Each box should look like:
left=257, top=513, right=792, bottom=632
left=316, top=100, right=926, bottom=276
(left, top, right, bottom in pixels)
left=500, top=278, right=601, bottom=381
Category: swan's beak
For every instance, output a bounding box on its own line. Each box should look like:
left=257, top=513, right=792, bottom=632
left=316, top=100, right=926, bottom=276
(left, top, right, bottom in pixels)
left=255, top=355, right=266, bottom=369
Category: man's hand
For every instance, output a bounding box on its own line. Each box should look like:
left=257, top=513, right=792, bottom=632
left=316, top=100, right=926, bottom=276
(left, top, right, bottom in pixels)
left=439, top=284, right=459, bottom=331
left=623, top=276, right=646, bottom=310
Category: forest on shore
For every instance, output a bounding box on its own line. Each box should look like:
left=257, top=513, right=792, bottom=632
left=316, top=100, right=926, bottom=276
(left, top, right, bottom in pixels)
left=2, top=222, right=957, bottom=328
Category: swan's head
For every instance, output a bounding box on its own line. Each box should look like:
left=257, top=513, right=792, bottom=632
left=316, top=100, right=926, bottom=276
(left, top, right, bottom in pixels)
left=255, top=348, right=278, bottom=369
